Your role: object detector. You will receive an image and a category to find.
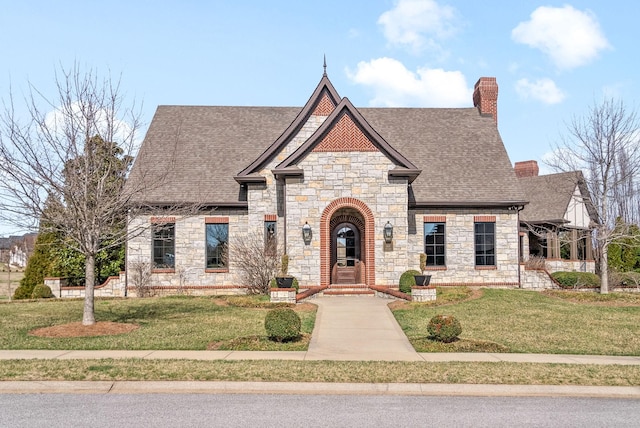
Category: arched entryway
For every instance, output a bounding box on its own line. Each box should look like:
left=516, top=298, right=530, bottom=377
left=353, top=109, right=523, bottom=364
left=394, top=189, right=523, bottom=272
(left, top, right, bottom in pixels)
left=331, top=219, right=362, bottom=284
left=320, top=198, right=375, bottom=287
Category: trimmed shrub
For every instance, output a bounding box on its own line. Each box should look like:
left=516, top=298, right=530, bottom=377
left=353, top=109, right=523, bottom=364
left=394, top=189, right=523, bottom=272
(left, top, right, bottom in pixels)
left=13, top=285, right=33, bottom=300
left=265, top=308, right=301, bottom=342
left=399, top=270, right=421, bottom=294
left=551, top=271, right=600, bottom=289
left=31, top=284, right=54, bottom=299
left=427, top=314, right=462, bottom=343
left=269, top=276, right=299, bottom=292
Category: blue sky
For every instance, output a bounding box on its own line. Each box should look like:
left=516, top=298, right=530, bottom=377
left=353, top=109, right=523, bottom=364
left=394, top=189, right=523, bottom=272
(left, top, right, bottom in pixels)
left=0, top=0, right=637, bottom=235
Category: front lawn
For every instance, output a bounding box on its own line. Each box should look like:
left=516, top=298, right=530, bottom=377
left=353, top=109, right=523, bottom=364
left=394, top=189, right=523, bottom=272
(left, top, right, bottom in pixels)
left=0, top=295, right=316, bottom=351
left=392, top=288, right=640, bottom=355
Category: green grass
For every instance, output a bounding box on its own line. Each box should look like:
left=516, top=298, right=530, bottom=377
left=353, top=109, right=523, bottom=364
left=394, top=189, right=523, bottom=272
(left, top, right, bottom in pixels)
left=0, top=359, right=638, bottom=386
left=0, top=295, right=316, bottom=351
left=392, top=288, right=640, bottom=355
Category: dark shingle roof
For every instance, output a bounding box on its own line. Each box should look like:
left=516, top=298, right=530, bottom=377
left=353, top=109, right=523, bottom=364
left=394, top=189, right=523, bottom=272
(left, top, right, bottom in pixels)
left=518, top=171, right=593, bottom=224
left=361, top=107, right=524, bottom=205
left=128, top=104, right=525, bottom=206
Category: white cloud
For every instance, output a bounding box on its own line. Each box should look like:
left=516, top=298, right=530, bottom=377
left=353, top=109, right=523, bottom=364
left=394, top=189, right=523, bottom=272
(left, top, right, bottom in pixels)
left=378, top=0, right=459, bottom=53
left=346, top=57, right=471, bottom=107
left=44, top=102, right=140, bottom=154
left=512, top=5, right=610, bottom=70
left=515, top=78, right=566, bottom=104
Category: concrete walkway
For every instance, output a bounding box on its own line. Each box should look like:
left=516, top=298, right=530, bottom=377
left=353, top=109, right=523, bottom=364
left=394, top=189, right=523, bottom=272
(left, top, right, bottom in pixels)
left=306, top=296, right=422, bottom=361
left=0, top=349, right=639, bottom=365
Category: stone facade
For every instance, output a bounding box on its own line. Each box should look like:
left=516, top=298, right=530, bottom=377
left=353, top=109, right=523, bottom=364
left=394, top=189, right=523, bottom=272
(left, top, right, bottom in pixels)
left=121, top=74, right=549, bottom=296
left=125, top=110, right=524, bottom=292
left=407, top=209, right=520, bottom=286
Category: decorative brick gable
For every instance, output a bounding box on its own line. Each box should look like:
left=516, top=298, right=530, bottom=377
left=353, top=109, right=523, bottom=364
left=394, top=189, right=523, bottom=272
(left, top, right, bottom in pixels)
left=311, top=91, right=336, bottom=116
left=313, top=113, right=378, bottom=152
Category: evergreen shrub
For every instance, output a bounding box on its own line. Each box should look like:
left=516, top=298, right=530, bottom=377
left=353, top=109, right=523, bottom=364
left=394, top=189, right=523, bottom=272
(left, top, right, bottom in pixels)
left=551, top=271, right=600, bottom=289
left=427, top=314, right=462, bottom=343
left=399, top=270, right=421, bottom=294
left=31, top=284, right=54, bottom=299
left=264, top=308, right=301, bottom=342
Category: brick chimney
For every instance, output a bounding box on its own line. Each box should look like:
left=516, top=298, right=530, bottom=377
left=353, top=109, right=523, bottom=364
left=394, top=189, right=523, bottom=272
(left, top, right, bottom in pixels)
left=514, top=160, right=539, bottom=178
left=473, top=77, right=498, bottom=126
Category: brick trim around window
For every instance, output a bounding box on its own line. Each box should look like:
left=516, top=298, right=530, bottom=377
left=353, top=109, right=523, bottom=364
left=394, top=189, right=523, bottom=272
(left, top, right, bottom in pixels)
left=151, top=216, right=176, bottom=224
left=474, top=215, right=496, bottom=222
left=205, top=216, right=229, bottom=224
left=423, top=215, right=446, bottom=223
left=264, top=214, right=277, bottom=222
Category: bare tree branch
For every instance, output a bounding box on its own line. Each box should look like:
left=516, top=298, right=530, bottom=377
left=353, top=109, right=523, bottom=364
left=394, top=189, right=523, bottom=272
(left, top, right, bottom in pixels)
left=547, top=98, right=640, bottom=293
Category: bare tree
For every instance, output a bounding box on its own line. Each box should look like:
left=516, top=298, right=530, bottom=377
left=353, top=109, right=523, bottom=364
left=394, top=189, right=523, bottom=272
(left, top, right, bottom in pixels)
left=547, top=98, right=640, bottom=293
left=231, top=235, right=281, bottom=295
left=0, top=64, right=145, bottom=324
left=128, top=260, right=153, bottom=298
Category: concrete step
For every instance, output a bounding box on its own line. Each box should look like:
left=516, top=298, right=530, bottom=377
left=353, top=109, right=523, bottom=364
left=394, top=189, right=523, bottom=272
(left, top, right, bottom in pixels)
left=322, top=290, right=375, bottom=296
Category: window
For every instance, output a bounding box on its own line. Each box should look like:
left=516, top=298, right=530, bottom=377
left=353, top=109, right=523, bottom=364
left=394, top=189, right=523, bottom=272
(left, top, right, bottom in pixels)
left=424, top=222, right=446, bottom=266
left=206, top=223, right=229, bottom=269
left=153, top=223, right=175, bottom=269
left=264, top=221, right=276, bottom=255
left=475, top=222, right=495, bottom=266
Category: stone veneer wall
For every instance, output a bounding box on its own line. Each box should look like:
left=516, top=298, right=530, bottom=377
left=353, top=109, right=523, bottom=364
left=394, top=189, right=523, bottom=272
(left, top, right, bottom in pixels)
left=127, top=210, right=248, bottom=288
left=285, top=150, right=408, bottom=286
left=407, top=209, right=521, bottom=285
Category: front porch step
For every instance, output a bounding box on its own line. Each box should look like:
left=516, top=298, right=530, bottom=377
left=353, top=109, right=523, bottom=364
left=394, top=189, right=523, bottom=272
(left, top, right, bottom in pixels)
left=321, top=283, right=373, bottom=296
left=322, top=290, right=375, bottom=296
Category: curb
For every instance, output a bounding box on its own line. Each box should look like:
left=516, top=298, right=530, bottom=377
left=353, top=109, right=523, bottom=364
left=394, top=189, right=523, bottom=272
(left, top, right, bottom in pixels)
left=1, top=381, right=640, bottom=398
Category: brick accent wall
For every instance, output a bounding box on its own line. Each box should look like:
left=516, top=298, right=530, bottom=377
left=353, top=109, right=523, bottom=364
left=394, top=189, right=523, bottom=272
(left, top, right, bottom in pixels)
left=313, top=113, right=378, bottom=152
left=312, top=91, right=336, bottom=116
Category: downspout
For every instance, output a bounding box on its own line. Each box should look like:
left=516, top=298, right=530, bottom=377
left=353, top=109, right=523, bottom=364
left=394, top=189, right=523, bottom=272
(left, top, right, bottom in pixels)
left=515, top=205, right=524, bottom=288
left=282, top=178, right=287, bottom=254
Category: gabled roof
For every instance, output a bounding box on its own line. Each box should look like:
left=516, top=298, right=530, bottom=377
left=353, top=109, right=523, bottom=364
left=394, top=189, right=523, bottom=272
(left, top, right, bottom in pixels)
left=127, top=74, right=527, bottom=207
left=273, top=97, right=420, bottom=182
left=518, top=171, right=597, bottom=225
left=235, top=74, right=341, bottom=181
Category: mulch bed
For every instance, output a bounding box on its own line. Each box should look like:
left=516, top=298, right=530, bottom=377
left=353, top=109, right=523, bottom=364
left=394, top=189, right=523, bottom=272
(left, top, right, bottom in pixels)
left=29, top=322, right=139, bottom=338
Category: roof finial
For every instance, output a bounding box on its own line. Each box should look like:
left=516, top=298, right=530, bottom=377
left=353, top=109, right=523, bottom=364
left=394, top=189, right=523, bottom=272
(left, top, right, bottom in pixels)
left=323, top=54, right=327, bottom=76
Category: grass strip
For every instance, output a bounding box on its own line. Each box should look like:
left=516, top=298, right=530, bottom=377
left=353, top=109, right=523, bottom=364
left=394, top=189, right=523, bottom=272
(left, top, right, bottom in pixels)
left=0, top=359, right=638, bottom=386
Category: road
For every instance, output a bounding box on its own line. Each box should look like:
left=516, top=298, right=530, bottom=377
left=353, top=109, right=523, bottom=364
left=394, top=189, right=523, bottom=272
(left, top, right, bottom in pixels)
left=1, top=394, right=638, bottom=427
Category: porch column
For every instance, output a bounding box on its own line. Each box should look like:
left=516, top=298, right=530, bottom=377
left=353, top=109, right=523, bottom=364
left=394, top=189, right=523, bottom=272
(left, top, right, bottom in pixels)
left=547, top=231, right=560, bottom=259
left=570, top=229, right=578, bottom=260
left=585, top=233, right=594, bottom=260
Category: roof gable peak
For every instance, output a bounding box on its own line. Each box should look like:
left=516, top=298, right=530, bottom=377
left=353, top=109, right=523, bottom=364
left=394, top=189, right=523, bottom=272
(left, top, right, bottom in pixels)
left=235, top=74, right=341, bottom=180
left=275, top=97, right=420, bottom=180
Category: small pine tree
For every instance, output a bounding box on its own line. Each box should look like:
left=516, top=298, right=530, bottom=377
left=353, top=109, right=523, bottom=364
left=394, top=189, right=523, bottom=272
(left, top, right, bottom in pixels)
left=15, top=230, right=57, bottom=299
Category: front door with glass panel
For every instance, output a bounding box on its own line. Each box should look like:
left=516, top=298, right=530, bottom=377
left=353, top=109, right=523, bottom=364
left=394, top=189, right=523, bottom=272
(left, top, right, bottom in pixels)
left=332, top=222, right=360, bottom=284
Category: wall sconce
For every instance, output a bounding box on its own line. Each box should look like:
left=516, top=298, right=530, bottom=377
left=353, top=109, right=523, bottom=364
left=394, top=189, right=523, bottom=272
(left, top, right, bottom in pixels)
left=383, top=221, right=393, bottom=244
left=302, top=222, right=312, bottom=244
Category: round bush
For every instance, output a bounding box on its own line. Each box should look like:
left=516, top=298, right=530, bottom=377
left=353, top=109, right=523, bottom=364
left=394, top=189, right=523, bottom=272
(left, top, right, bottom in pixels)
left=13, top=285, right=33, bottom=300
left=427, top=314, right=462, bottom=343
left=31, top=284, right=54, bottom=299
left=399, top=270, right=421, bottom=294
left=265, top=308, right=301, bottom=342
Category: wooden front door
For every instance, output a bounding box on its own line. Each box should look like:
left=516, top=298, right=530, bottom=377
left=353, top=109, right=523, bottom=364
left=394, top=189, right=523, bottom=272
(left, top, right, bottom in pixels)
left=331, top=222, right=361, bottom=284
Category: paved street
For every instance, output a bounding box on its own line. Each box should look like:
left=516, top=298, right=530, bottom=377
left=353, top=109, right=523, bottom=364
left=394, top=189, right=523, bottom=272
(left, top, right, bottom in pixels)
left=1, top=394, right=639, bottom=428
